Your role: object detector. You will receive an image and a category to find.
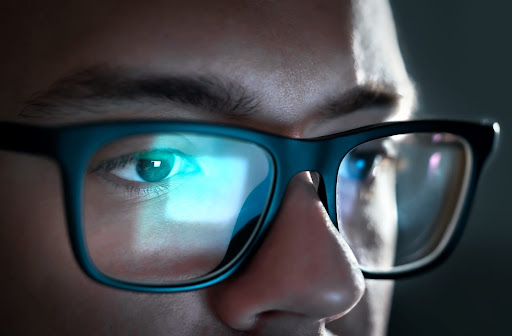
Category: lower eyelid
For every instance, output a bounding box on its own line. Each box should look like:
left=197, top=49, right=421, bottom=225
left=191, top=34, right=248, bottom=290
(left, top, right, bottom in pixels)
left=91, top=171, right=178, bottom=200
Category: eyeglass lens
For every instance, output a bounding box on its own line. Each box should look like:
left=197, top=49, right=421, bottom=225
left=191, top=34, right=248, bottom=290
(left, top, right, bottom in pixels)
left=336, top=133, right=470, bottom=272
left=83, top=133, right=273, bottom=284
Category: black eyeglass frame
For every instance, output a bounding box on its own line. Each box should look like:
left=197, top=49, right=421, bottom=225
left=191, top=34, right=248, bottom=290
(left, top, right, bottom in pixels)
left=0, top=119, right=499, bottom=292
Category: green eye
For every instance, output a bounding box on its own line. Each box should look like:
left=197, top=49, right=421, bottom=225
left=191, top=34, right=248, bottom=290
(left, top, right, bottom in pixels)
left=99, top=149, right=201, bottom=185
left=136, top=157, right=174, bottom=182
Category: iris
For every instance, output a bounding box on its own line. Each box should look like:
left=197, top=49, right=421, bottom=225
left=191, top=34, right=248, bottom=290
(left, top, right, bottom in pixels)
left=136, top=157, right=174, bottom=182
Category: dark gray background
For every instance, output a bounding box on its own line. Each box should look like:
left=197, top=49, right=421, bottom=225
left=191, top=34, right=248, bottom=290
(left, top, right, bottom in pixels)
left=387, top=0, right=511, bottom=335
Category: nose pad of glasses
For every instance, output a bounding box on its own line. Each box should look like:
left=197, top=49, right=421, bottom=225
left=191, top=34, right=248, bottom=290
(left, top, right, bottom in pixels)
left=310, top=171, right=328, bottom=211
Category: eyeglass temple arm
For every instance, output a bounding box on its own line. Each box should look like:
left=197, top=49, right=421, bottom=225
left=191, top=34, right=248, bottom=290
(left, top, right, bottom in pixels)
left=0, top=122, right=58, bottom=157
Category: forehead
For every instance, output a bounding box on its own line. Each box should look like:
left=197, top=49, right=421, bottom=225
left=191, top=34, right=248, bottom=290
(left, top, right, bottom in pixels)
left=0, top=0, right=411, bottom=130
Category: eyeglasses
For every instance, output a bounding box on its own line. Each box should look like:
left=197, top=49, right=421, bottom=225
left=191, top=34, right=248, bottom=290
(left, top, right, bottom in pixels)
left=0, top=119, right=499, bottom=292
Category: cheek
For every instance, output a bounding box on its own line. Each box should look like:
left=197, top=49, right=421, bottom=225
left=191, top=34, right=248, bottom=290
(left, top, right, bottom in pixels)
left=0, top=152, right=221, bottom=334
left=0, top=152, right=69, bottom=282
left=83, top=192, right=234, bottom=282
left=0, top=152, right=77, bottom=330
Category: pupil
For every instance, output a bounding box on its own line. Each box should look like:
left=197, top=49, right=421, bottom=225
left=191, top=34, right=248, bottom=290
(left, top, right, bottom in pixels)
left=136, top=158, right=173, bottom=182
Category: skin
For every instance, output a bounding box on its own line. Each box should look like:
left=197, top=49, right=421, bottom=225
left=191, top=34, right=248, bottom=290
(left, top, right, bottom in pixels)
left=0, top=0, right=415, bottom=335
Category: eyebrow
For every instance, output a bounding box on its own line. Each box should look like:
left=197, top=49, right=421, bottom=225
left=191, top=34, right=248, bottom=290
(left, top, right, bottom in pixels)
left=21, top=66, right=402, bottom=120
left=322, top=84, right=400, bottom=119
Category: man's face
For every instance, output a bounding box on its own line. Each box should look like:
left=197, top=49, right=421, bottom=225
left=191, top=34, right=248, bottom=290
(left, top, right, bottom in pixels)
left=0, top=0, right=414, bottom=335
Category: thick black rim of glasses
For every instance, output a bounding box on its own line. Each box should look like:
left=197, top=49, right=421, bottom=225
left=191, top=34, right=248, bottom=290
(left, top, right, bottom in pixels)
left=0, top=119, right=499, bottom=292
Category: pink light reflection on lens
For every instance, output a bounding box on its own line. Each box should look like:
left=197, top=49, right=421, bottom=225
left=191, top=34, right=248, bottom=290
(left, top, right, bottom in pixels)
left=429, top=152, right=442, bottom=175
left=432, top=133, right=443, bottom=143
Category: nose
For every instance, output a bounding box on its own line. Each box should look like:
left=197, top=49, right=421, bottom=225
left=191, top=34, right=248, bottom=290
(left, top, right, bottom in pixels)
left=207, top=172, right=365, bottom=331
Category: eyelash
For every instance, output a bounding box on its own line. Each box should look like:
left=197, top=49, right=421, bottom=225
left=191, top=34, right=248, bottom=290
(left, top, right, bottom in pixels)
left=90, top=150, right=188, bottom=199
